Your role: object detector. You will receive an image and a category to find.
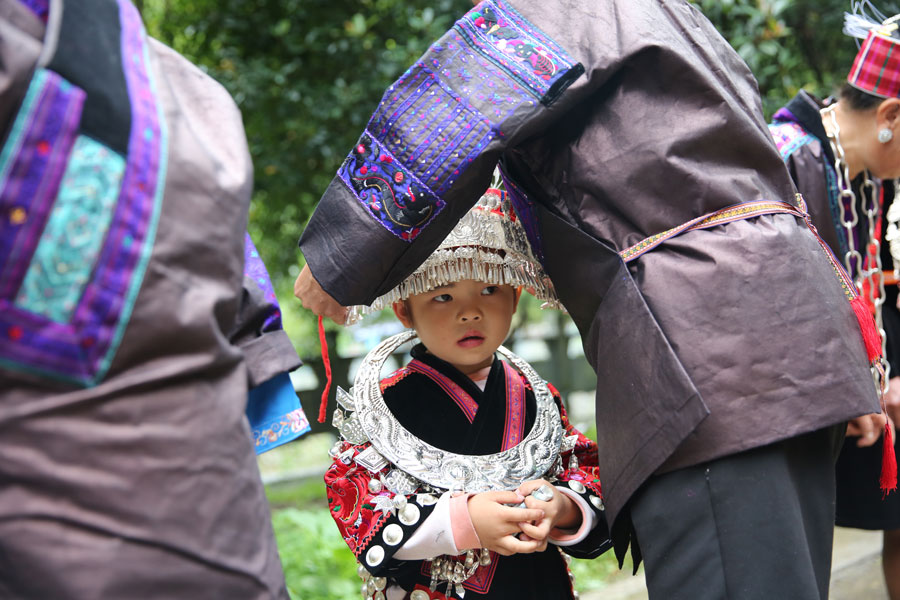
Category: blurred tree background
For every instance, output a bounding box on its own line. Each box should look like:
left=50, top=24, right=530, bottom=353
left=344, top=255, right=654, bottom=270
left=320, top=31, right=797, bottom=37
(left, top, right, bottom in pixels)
left=135, top=0, right=900, bottom=357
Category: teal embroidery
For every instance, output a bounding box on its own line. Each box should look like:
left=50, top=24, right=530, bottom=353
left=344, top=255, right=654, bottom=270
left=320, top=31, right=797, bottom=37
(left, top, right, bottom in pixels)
left=768, top=121, right=816, bottom=161
left=14, top=136, right=125, bottom=322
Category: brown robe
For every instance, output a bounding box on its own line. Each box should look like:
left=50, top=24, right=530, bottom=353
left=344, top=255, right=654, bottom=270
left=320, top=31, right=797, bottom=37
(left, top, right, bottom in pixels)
left=0, top=1, right=293, bottom=597
left=299, top=0, right=879, bottom=527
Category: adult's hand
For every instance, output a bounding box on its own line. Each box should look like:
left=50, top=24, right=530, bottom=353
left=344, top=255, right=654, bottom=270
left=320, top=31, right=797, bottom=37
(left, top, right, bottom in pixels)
left=885, top=376, right=900, bottom=428
left=294, top=264, right=348, bottom=324
left=847, top=412, right=888, bottom=447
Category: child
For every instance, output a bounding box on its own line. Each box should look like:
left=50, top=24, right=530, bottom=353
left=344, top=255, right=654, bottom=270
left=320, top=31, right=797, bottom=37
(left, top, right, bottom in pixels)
left=324, top=188, right=611, bottom=600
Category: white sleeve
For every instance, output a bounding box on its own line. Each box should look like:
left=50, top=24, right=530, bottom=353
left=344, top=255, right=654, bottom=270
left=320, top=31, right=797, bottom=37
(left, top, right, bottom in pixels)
left=393, top=492, right=460, bottom=560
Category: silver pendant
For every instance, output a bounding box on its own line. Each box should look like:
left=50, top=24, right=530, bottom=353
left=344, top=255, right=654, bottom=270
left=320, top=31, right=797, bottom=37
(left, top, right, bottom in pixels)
left=355, top=446, right=389, bottom=473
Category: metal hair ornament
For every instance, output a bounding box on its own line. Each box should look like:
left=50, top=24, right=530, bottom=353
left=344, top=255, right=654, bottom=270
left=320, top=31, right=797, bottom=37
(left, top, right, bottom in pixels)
left=345, top=187, right=561, bottom=324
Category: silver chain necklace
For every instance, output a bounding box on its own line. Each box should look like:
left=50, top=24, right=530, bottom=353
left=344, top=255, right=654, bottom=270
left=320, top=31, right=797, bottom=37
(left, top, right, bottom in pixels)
left=822, top=105, right=890, bottom=380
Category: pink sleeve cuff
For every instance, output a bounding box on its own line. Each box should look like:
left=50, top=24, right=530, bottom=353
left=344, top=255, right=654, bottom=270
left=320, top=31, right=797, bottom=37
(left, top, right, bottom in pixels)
left=450, top=493, right=481, bottom=551
left=549, top=486, right=596, bottom=546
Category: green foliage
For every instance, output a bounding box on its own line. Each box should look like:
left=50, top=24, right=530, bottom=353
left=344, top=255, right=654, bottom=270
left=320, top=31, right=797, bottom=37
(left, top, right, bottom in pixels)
left=689, top=0, right=900, bottom=116
left=271, top=507, right=361, bottom=600
left=570, top=551, right=637, bottom=593
left=265, top=477, right=328, bottom=510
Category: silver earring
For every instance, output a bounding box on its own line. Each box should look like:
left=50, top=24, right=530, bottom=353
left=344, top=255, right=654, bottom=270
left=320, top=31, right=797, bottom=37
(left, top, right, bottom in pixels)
left=879, top=128, right=894, bottom=143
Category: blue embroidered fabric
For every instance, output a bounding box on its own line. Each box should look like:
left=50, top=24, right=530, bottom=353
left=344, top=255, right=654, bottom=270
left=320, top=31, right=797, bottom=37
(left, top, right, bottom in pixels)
left=338, top=0, right=582, bottom=242
left=247, top=372, right=310, bottom=454
left=242, top=233, right=309, bottom=453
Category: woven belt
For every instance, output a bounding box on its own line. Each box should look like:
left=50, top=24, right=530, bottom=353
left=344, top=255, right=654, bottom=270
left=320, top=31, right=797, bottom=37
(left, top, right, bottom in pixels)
left=620, top=199, right=806, bottom=261
left=618, top=196, right=857, bottom=302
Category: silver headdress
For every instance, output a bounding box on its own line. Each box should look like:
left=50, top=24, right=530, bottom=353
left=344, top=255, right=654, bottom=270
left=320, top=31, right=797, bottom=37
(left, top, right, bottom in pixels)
left=346, top=187, right=561, bottom=324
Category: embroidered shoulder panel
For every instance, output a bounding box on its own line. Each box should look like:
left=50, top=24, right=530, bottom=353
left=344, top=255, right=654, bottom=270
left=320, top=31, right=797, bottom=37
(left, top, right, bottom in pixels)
left=14, top=136, right=125, bottom=322
left=325, top=440, right=439, bottom=573
left=768, top=120, right=849, bottom=261
left=339, top=0, right=582, bottom=242
left=0, top=0, right=167, bottom=386
left=768, top=121, right=816, bottom=162
left=457, top=0, right=583, bottom=105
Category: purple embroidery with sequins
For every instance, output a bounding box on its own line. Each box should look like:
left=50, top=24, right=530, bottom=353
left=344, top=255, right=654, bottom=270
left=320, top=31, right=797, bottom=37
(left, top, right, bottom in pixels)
left=0, top=71, right=84, bottom=300
left=459, top=0, right=581, bottom=103
left=244, top=233, right=283, bottom=332
left=339, top=0, right=581, bottom=242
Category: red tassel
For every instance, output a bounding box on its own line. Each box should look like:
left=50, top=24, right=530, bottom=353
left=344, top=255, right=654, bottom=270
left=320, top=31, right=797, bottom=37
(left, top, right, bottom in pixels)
left=851, top=296, right=883, bottom=362
left=317, top=315, right=333, bottom=424
left=882, top=422, right=898, bottom=495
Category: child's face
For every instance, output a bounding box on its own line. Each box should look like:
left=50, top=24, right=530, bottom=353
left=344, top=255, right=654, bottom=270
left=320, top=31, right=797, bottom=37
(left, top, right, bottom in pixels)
left=393, top=280, right=519, bottom=376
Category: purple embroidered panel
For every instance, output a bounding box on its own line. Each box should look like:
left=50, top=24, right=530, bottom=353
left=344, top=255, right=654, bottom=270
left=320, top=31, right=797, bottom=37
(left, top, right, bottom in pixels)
left=17, top=0, right=49, bottom=22
left=370, top=66, right=496, bottom=198
left=0, top=0, right=166, bottom=385
left=459, top=1, right=582, bottom=104
left=499, top=170, right=545, bottom=264
left=339, top=0, right=581, bottom=242
left=244, top=233, right=283, bottom=332
left=338, top=131, right=445, bottom=242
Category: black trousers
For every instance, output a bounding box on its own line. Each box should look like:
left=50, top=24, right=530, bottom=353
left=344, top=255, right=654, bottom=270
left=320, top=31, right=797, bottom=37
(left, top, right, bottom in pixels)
left=628, top=425, right=845, bottom=600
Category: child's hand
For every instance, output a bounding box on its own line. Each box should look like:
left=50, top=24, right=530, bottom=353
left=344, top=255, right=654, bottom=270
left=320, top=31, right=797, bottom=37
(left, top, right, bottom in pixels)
left=516, top=479, right=581, bottom=545
left=467, top=491, right=546, bottom=556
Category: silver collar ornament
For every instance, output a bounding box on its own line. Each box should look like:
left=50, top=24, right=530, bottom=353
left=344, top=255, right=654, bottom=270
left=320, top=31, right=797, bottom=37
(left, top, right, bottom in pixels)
left=341, top=332, right=580, bottom=599
left=333, top=330, right=566, bottom=493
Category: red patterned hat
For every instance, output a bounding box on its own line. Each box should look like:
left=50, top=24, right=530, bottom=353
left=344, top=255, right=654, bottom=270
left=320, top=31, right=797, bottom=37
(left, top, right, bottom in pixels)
left=847, top=17, right=900, bottom=98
